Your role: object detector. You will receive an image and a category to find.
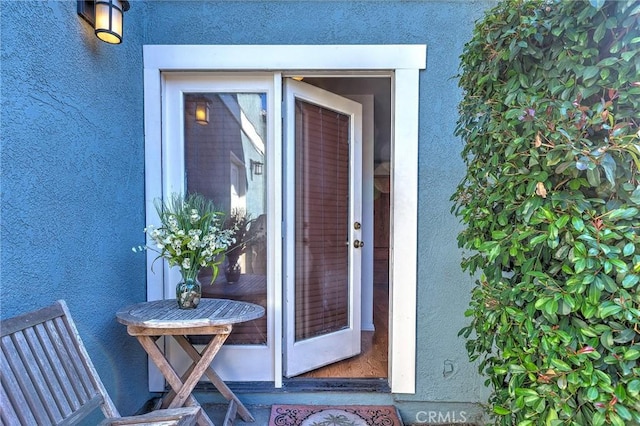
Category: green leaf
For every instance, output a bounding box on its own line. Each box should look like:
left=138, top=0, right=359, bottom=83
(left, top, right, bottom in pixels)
left=622, top=274, right=639, bottom=288
left=558, top=299, right=572, bottom=315
left=589, top=282, right=602, bottom=304
left=494, top=406, right=510, bottom=415
left=593, top=21, right=606, bottom=42
left=600, top=153, right=616, bottom=186
left=589, top=0, right=605, bottom=9
left=557, top=376, right=567, bottom=390
left=545, top=299, right=559, bottom=316
left=510, top=364, right=527, bottom=374
left=593, top=411, right=606, bottom=426
left=550, top=358, right=572, bottom=372
left=615, top=404, right=633, bottom=421
left=614, top=328, right=636, bottom=344
left=623, top=243, right=636, bottom=256
left=583, top=66, right=599, bottom=80
left=599, top=302, right=622, bottom=318
left=621, top=51, right=636, bottom=62
left=555, top=215, right=570, bottom=229
left=601, top=330, right=614, bottom=350
left=582, top=303, right=597, bottom=319
left=628, top=379, right=640, bottom=396
left=609, top=207, right=639, bottom=221
left=609, top=258, right=628, bottom=272
left=587, top=168, right=601, bottom=187
left=624, top=349, right=640, bottom=361
left=580, top=326, right=598, bottom=337
left=600, top=274, right=617, bottom=293
left=630, top=186, right=640, bottom=205
left=535, top=297, right=551, bottom=310
left=492, top=230, right=508, bottom=239
left=572, top=216, right=585, bottom=232
left=610, top=412, right=626, bottom=426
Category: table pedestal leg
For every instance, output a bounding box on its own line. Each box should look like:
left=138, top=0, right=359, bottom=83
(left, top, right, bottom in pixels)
left=174, top=335, right=255, bottom=422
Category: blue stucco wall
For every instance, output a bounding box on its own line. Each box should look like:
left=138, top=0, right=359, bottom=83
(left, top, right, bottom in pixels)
left=143, top=0, right=495, bottom=421
left=1, top=0, right=149, bottom=419
left=1, top=0, right=495, bottom=424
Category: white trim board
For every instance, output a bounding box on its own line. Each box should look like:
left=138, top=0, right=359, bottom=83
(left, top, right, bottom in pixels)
left=144, top=45, right=426, bottom=70
left=143, top=44, right=425, bottom=394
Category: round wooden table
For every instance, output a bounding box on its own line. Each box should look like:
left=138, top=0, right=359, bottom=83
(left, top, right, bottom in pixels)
left=116, top=299, right=265, bottom=426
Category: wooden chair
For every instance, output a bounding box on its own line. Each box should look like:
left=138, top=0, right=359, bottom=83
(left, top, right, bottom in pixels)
left=0, top=300, right=202, bottom=425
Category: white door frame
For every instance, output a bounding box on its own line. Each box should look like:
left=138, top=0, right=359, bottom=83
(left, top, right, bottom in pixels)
left=143, top=45, right=425, bottom=393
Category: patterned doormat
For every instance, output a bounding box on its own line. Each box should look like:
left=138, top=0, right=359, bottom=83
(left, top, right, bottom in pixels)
left=269, top=405, right=404, bottom=425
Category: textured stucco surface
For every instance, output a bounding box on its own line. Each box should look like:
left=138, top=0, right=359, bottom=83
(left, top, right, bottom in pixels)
left=1, top=0, right=495, bottom=423
left=1, top=0, right=149, bottom=418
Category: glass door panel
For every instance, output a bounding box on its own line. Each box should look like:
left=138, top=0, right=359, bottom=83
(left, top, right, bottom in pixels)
left=295, top=100, right=350, bottom=341
left=184, top=92, right=268, bottom=346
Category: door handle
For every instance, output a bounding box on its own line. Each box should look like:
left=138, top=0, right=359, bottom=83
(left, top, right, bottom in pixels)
left=353, top=240, right=364, bottom=248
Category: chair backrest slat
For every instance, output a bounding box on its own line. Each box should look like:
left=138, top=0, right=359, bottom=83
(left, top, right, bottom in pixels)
left=0, top=345, right=39, bottom=425
left=0, top=379, right=23, bottom=425
left=26, top=324, right=73, bottom=419
left=2, top=333, right=56, bottom=424
left=47, top=317, right=96, bottom=405
left=11, top=329, right=66, bottom=424
left=0, top=301, right=119, bottom=425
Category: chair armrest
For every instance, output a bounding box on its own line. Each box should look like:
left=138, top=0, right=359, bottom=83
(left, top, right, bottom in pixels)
left=99, top=407, right=202, bottom=426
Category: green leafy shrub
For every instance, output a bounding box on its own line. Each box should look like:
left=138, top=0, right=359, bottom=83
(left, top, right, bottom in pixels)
left=452, top=0, right=640, bottom=424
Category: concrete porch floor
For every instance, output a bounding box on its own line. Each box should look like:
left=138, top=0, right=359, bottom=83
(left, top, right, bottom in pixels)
left=202, top=403, right=273, bottom=425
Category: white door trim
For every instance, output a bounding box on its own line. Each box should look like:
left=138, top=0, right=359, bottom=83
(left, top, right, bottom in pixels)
left=143, top=44, right=425, bottom=394
left=144, top=45, right=425, bottom=71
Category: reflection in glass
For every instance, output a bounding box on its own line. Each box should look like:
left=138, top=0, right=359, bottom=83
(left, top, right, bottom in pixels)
left=184, top=93, right=267, bottom=345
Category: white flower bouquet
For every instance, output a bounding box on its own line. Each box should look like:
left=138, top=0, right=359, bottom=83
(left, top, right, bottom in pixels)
left=138, top=193, right=235, bottom=284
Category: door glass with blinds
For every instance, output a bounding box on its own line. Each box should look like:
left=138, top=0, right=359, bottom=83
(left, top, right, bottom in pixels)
left=284, top=79, right=362, bottom=377
left=295, top=101, right=349, bottom=341
left=184, top=92, right=268, bottom=346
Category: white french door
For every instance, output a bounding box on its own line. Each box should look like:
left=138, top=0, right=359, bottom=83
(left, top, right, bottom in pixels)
left=162, top=74, right=276, bottom=382
left=161, top=74, right=364, bottom=382
left=283, top=80, right=363, bottom=377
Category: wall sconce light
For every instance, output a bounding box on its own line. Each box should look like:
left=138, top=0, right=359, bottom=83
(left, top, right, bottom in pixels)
left=194, top=99, right=210, bottom=126
left=77, top=0, right=130, bottom=45
left=251, top=160, right=264, bottom=176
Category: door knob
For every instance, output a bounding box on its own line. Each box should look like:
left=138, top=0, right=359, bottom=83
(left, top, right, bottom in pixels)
left=353, top=240, right=364, bottom=248
left=354, top=222, right=361, bottom=230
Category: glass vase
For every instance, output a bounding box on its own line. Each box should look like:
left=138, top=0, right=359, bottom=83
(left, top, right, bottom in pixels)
left=176, top=277, right=201, bottom=309
left=224, top=256, right=241, bottom=283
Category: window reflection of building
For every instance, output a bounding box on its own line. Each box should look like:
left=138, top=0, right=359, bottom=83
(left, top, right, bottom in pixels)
left=184, top=93, right=268, bottom=345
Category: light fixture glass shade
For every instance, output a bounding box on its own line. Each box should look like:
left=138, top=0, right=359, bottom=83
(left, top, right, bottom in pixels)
left=195, top=101, right=210, bottom=125
left=95, top=0, right=127, bottom=44
left=251, top=160, right=264, bottom=175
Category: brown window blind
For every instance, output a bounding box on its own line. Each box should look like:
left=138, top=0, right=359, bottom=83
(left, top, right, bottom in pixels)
left=294, top=99, right=350, bottom=341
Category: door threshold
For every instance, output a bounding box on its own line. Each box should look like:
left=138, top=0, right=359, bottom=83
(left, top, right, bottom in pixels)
left=283, top=378, right=390, bottom=392
left=195, top=378, right=390, bottom=393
